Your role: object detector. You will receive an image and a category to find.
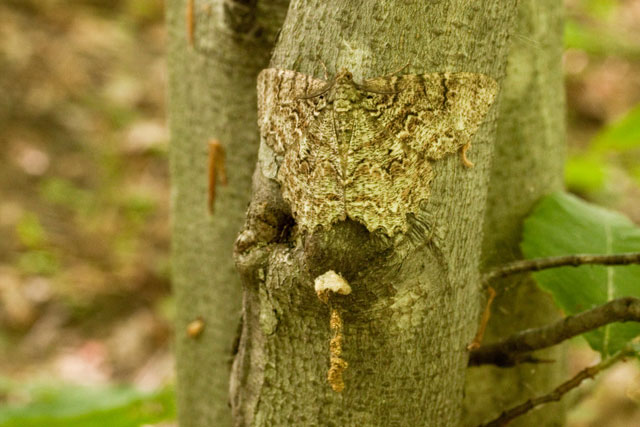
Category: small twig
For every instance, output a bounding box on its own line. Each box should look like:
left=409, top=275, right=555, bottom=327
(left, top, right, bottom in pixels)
left=482, top=252, right=640, bottom=286
left=478, top=346, right=635, bottom=427
left=468, top=286, right=496, bottom=350
left=469, top=297, right=640, bottom=367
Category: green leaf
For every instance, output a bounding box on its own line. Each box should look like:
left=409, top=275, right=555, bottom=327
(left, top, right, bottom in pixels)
left=564, top=20, right=640, bottom=59
left=565, top=154, right=607, bottom=193
left=0, top=382, right=175, bottom=427
left=592, top=103, right=640, bottom=151
left=521, top=192, right=640, bottom=356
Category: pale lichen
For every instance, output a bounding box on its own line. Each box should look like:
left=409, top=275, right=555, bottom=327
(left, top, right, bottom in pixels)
left=314, top=270, right=352, bottom=303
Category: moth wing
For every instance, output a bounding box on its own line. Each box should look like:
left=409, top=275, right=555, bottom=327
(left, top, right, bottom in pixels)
left=345, top=104, right=433, bottom=235
left=346, top=72, right=497, bottom=234
left=284, top=111, right=347, bottom=232
left=257, top=69, right=346, bottom=232
left=366, top=72, right=499, bottom=160
left=257, top=68, right=326, bottom=155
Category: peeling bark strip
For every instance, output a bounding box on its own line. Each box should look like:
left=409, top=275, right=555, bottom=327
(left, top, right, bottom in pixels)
left=208, top=139, right=227, bottom=213
left=186, top=0, right=194, bottom=46
left=257, top=68, right=498, bottom=235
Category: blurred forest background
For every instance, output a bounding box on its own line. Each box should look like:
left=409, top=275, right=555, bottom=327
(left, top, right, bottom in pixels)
left=0, top=0, right=639, bottom=425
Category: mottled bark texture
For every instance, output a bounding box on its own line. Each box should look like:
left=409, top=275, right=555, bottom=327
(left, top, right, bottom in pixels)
left=463, top=0, right=567, bottom=425
left=167, top=1, right=288, bottom=426
left=231, top=1, right=517, bottom=425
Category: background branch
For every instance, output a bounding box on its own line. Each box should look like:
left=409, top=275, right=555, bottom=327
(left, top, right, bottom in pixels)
left=482, top=252, right=640, bottom=286
left=478, top=346, right=635, bottom=426
left=469, top=297, right=640, bottom=367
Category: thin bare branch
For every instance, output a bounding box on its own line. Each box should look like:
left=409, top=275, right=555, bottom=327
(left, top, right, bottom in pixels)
left=478, top=346, right=635, bottom=427
left=468, top=286, right=497, bottom=350
left=469, top=297, right=640, bottom=367
left=482, top=252, right=640, bottom=286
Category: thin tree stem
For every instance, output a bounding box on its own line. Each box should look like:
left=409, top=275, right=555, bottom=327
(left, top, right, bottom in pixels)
left=478, top=346, right=634, bottom=427
left=482, top=252, right=640, bottom=286
left=469, top=297, right=640, bottom=367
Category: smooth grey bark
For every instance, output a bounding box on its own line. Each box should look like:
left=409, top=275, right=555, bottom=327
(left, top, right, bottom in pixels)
left=231, top=1, right=517, bottom=426
left=167, top=1, right=288, bottom=426
left=463, top=0, right=567, bottom=425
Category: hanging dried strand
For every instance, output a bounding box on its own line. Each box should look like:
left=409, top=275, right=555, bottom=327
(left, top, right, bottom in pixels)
left=315, top=270, right=352, bottom=393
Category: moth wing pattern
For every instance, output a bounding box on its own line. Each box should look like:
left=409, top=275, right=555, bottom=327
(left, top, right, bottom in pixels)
left=257, top=68, right=346, bottom=230
left=362, top=72, right=499, bottom=160
left=344, top=72, right=498, bottom=233
left=257, top=68, right=499, bottom=235
left=341, top=102, right=432, bottom=234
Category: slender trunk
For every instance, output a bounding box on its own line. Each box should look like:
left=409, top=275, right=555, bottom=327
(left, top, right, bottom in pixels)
left=167, top=1, right=289, bottom=425
left=231, top=1, right=517, bottom=425
left=463, top=0, right=567, bottom=425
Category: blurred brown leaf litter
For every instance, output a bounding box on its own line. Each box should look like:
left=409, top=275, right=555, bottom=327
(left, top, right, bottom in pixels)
left=0, top=0, right=639, bottom=425
left=0, top=0, right=172, bottom=391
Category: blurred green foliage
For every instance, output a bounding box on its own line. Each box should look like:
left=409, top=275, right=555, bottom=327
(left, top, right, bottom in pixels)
left=39, top=178, right=95, bottom=216
left=565, top=13, right=640, bottom=58
left=564, top=1, right=640, bottom=199
left=15, top=213, right=60, bottom=276
left=566, top=102, right=640, bottom=193
left=0, top=0, right=172, bottom=409
left=17, top=250, right=60, bottom=277
left=582, top=0, right=617, bottom=18
left=592, top=104, right=640, bottom=151
left=0, top=380, right=175, bottom=427
left=16, top=213, right=47, bottom=249
left=565, top=154, right=607, bottom=193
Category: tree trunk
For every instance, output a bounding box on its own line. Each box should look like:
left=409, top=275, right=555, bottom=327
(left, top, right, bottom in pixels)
left=463, top=0, right=567, bottom=425
left=167, top=1, right=289, bottom=426
left=231, top=1, right=517, bottom=425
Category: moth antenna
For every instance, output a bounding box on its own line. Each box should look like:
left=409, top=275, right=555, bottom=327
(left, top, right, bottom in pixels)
left=381, top=61, right=411, bottom=78
left=362, top=62, right=410, bottom=85
left=297, top=80, right=336, bottom=100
